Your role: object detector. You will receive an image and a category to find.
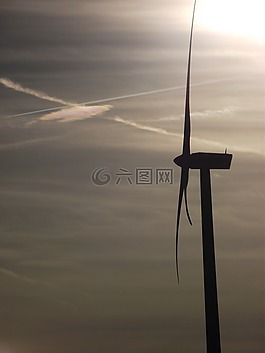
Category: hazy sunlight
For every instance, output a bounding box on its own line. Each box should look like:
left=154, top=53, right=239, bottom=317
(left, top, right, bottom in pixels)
left=196, top=0, right=264, bottom=42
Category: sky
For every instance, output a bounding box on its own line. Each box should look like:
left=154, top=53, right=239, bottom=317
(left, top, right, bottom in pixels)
left=0, top=0, right=264, bottom=352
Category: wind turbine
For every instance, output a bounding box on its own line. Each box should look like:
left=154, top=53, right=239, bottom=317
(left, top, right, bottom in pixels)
left=173, top=1, right=232, bottom=353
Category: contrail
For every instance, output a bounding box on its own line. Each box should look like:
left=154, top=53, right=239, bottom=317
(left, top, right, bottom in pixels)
left=111, top=116, right=264, bottom=155
left=112, top=116, right=180, bottom=137
left=0, top=267, right=62, bottom=290
left=0, top=267, right=79, bottom=311
left=4, top=77, right=235, bottom=119
left=0, top=135, right=65, bottom=151
left=0, top=77, right=76, bottom=106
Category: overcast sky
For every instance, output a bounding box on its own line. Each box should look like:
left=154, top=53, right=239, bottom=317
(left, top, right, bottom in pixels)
left=0, top=1, right=264, bottom=352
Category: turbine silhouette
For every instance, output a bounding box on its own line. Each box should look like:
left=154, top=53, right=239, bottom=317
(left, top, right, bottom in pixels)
left=173, top=1, right=233, bottom=353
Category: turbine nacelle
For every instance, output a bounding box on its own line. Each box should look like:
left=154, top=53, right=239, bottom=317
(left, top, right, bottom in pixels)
left=174, top=152, right=232, bottom=170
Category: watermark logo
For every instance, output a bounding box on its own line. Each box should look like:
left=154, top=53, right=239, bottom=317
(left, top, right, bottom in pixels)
left=91, top=167, right=174, bottom=186
left=91, top=168, right=111, bottom=186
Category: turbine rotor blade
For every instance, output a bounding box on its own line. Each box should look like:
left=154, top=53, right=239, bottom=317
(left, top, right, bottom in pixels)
left=184, top=180, right=193, bottom=226
left=175, top=1, right=197, bottom=282
left=175, top=167, right=189, bottom=282
left=182, top=0, right=196, bottom=156
left=175, top=182, right=184, bottom=283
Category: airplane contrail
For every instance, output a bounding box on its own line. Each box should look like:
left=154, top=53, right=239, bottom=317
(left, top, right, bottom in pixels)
left=4, top=77, right=234, bottom=119
left=112, top=116, right=224, bottom=149
left=111, top=116, right=265, bottom=155
left=0, top=77, right=76, bottom=106
left=0, top=267, right=85, bottom=311
left=112, top=116, right=180, bottom=137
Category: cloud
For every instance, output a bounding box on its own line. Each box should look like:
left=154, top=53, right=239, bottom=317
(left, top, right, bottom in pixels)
left=142, top=107, right=237, bottom=122
left=190, top=107, right=237, bottom=119
left=38, top=105, right=112, bottom=123
left=0, top=77, right=76, bottom=106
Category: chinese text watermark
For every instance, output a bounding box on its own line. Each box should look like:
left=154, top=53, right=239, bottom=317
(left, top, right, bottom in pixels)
left=91, top=167, right=174, bottom=186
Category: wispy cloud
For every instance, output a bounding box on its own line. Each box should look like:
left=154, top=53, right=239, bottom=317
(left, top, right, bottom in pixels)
left=39, top=105, right=112, bottom=123
left=142, top=107, right=237, bottom=122
left=0, top=267, right=79, bottom=311
left=0, top=135, right=64, bottom=151
left=190, top=107, right=237, bottom=119
left=0, top=267, right=86, bottom=310
left=0, top=77, right=76, bottom=106
left=0, top=267, right=60, bottom=289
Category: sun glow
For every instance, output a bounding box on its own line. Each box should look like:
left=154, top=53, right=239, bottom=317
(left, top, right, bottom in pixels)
left=196, top=0, right=265, bottom=42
